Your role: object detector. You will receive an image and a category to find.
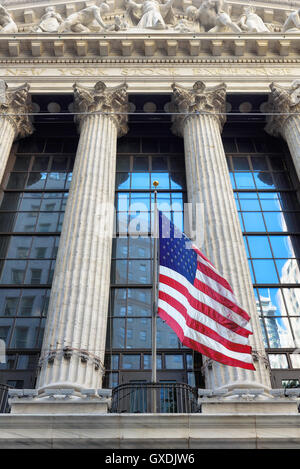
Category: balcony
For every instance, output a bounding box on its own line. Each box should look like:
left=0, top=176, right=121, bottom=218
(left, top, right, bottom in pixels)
left=110, top=382, right=199, bottom=413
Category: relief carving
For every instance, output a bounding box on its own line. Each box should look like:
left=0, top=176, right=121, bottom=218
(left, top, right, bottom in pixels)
left=0, top=80, right=33, bottom=138
left=0, top=3, right=18, bottom=33
left=266, top=81, right=300, bottom=137
left=1, top=0, right=300, bottom=37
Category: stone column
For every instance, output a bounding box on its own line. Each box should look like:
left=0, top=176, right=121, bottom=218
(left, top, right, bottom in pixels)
left=266, top=81, right=300, bottom=183
left=37, top=81, right=128, bottom=393
left=0, top=80, right=33, bottom=185
left=171, top=81, right=271, bottom=392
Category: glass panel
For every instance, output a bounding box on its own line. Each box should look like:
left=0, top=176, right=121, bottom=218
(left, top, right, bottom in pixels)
left=157, top=317, right=180, bottom=348
left=259, top=193, right=282, bottom=211
left=251, top=156, right=268, bottom=170
left=32, top=157, right=49, bottom=171
left=45, top=173, right=67, bottom=189
left=238, top=193, right=260, bottom=211
left=128, top=260, right=151, bottom=284
left=247, top=236, right=272, bottom=258
left=26, top=172, right=47, bottom=189
left=269, top=236, right=298, bottom=258
left=127, top=289, right=151, bottom=316
left=116, top=173, right=130, bottom=189
left=13, top=157, right=31, bottom=171
left=25, top=260, right=51, bottom=284
left=19, top=290, right=47, bottom=316
left=0, top=290, right=20, bottom=316
left=112, top=318, right=125, bottom=348
left=290, top=318, right=300, bottom=347
left=268, top=354, right=288, bottom=369
left=0, top=260, right=26, bottom=284
left=37, top=213, right=59, bottom=232
left=264, top=212, right=288, bottom=232
left=6, top=236, right=32, bottom=259
left=232, top=157, right=250, bottom=170
left=111, top=260, right=127, bottom=284
left=143, top=354, right=162, bottom=369
left=51, top=157, right=69, bottom=171
left=0, top=193, right=21, bottom=211
left=277, top=259, right=300, bottom=284
left=265, top=317, right=294, bottom=348
left=116, top=156, right=130, bottom=171
left=282, top=288, right=300, bottom=315
left=257, top=288, right=287, bottom=316
left=133, top=156, right=148, bottom=171
left=242, top=212, right=265, bottom=231
left=122, top=354, right=140, bottom=369
left=290, top=353, right=300, bottom=368
left=131, top=173, right=149, bottom=190
left=165, top=354, right=184, bottom=369
left=150, top=173, right=170, bottom=190
left=152, top=157, right=168, bottom=170
left=0, top=318, right=12, bottom=344
left=10, top=318, right=40, bottom=348
left=129, top=237, right=151, bottom=259
left=273, top=173, right=291, bottom=189
left=126, top=318, right=151, bottom=348
left=252, top=260, right=278, bottom=283
left=236, top=138, right=255, bottom=152
left=112, top=238, right=128, bottom=259
left=6, top=173, right=27, bottom=190
left=111, top=288, right=127, bottom=316
left=254, top=172, right=274, bottom=189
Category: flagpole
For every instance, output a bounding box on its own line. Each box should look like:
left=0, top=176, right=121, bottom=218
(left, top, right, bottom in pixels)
left=152, top=180, right=159, bottom=386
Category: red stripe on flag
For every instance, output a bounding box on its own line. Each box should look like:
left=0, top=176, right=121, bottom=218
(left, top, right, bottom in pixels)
left=158, top=307, right=255, bottom=371
left=197, top=261, right=234, bottom=294
left=193, top=277, right=250, bottom=322
left=159, top=273, right=251, bottom=338
left=159, top=290, right=252, bottom=354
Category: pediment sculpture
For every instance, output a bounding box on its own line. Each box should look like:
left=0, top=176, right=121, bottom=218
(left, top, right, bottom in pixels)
left=1, top=0, right=300, bottom=35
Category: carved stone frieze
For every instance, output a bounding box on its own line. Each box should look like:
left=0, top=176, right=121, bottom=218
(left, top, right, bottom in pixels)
left=265, top=81, right=300, bottom=137
left=1, top=0, right=299, bottom=35
left=73, top=80, right=129, bottom=136
left=170, top=80, right=227, bottom=136
left=0, top=80, right=33, bottom=138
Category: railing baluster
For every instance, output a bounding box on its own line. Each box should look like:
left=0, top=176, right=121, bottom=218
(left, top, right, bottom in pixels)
left=111, top=382, right=197, bottom=414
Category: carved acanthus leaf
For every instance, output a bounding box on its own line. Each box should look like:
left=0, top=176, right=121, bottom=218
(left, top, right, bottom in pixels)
left=265, top=81, right=300, bottom=137
left=171, top=81, right=227, bottom=136
left=0, top=80, right=34, bottom=139
left=73, top=81, right=129, bottom=137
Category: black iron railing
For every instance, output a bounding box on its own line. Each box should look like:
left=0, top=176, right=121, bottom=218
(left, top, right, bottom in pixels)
left=0, top=384, right=10, bottom=413
left=111, top=382, right=199, bottom=413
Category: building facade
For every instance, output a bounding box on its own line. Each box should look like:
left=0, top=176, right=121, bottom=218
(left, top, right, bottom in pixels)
left=0, top=0, right=299, bottom=448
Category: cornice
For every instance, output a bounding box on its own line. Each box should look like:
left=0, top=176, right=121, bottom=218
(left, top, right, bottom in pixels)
left=1, top=32, right=300, bottom=60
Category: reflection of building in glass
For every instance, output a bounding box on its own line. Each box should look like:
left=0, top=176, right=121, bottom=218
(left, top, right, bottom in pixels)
left=257, top=294, right=281, bottom=348
left=279, top=259, right=300, bottom=315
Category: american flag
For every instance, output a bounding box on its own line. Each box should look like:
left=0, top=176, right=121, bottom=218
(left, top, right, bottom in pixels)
left=157, top=212, right=255, bottom=370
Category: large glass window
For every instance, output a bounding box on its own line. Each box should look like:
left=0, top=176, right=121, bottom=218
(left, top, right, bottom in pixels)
left=225, top=132, right=300, bottom=386
left=105, top=120, right=202, bottom=388
left=0, top=119, right=78, bottom=389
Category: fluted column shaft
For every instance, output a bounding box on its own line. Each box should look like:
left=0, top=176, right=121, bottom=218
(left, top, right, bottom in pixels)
left=266, top=81, right=300, bottom=185
left=37, top=82, right=128, bottom=392
left=172, top=82, right=271, bottom=391
left=0, top=81, right=33, bottom=185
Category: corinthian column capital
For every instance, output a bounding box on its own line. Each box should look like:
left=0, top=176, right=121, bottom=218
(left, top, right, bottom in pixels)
left=265, top=81, right=300, bottom=137
left=171, top=81, right=227, bottom=136
left=73, top=81, right=129, bottom=137
left=0, top=80, right=33, bottom=139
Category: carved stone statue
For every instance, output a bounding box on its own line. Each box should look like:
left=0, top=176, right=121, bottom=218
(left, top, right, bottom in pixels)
left=125, top=0, right=175, bottom=30
left=282, top=9, right=300, bottom=33
left=58, top=3, right=110, bottom=33
left=186, top=0, right=224, bottom=32
left=208, top=10, right=242, bottom=33
left=32, top=6, right=63, bottom=33
left=238, top=6, right=270, bottom=33
left=0, top=4, right=18, bottom=33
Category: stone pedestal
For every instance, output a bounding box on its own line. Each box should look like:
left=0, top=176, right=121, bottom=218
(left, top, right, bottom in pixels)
left=0, top=80, right=33, bottom=185
left=35, top=82, right=129, bottom=395
left=266, top=81, right=300, bottom=183
left=171, top=81, right=271, bottom=392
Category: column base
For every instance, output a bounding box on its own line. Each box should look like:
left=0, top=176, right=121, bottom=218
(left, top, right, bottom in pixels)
left=9, top=389, right=111, bottom=414
left=200, top=399, right=299, bottom=414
